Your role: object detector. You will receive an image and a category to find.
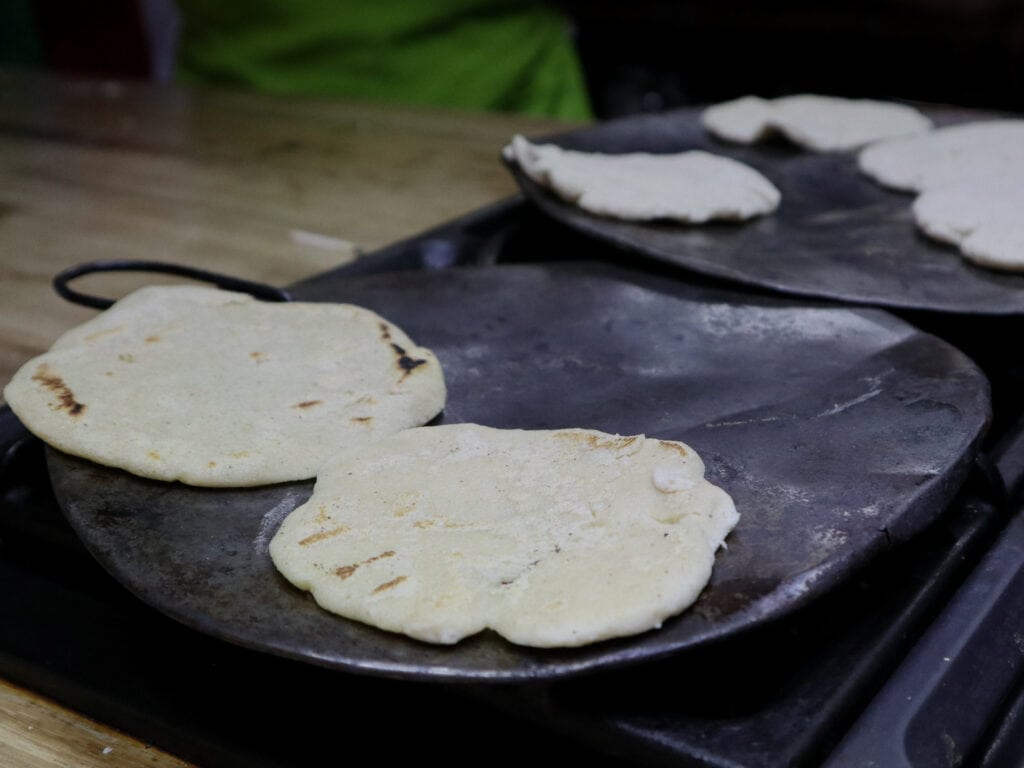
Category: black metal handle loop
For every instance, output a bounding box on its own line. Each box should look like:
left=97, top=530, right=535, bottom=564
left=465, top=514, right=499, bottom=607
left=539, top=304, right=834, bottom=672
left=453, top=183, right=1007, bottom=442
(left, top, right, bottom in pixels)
left=53, top=260, right=292, bottom=309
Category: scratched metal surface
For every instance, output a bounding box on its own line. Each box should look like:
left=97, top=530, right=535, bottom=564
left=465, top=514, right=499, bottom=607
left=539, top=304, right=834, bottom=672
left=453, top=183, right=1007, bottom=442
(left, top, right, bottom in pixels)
left=51, top=262, right=990, bottom=681
left=507, top=106, right=1024, bottom=314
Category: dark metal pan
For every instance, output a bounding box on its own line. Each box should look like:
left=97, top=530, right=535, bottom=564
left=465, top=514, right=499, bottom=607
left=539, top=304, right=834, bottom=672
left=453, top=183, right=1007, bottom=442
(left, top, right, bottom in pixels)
left=49, top=261, right=990, bottom=682
left=506, top=106, right=1024, bottom=314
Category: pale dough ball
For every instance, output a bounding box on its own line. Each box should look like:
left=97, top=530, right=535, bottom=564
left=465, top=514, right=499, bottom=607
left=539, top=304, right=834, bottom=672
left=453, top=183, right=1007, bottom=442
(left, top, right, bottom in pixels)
left=703, top=94, right=932, bottom=152
left=506, top=134, right=780, bottom=223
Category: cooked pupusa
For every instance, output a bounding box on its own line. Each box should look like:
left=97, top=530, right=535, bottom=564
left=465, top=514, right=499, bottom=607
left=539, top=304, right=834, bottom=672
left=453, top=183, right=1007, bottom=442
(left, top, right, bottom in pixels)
left=505, top=134, right=780, bottom=223
left=702, top=94, right=932, bottom=152
left=4, top=285, right=446, bottom=486
left=270, top=424, right=739, bottom=648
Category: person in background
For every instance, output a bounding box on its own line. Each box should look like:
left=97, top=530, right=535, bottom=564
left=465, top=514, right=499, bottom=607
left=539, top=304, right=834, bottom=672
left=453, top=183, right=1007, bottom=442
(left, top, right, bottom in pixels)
left=175, top=0, right=592, bottom=120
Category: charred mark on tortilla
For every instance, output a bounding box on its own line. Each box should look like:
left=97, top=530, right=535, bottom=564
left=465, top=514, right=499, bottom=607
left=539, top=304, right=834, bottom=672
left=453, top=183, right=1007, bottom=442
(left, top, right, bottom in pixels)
left=379, top=322, right=427, bottom=378
left=32, top=364, right=86, bottom=417
left=373, top=575, right=407, bottom=593
left=335, top=564, right=358, bottom=580
left=500, top=558, right=544, bottom=586
left=293, top=400, right=322, bottom=409
left=300, top=526, right=350, bottom=547
left=334, top=550, right=396, bottom=580
left=391, top=342, right=427, bottom=378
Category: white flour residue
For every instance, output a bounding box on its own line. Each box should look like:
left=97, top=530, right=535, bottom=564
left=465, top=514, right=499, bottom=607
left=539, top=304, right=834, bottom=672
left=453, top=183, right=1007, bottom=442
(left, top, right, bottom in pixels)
left=818, top=368, right=896, bottom=418
left=851, top=501, right=884, bottom=520
left=705, top=415, right=781, bottom=429
left=812, top=527, right=849, bottom=550
left=253, top=496, right=304, bottom=553
left=818, top=388, right=882, bottom=417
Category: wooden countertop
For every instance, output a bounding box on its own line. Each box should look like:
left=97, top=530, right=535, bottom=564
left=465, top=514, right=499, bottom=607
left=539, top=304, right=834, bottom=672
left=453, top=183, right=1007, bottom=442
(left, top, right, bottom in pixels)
left=0, top=67, right=581, bottom=767
left=0, top=67, right=576, bottom=396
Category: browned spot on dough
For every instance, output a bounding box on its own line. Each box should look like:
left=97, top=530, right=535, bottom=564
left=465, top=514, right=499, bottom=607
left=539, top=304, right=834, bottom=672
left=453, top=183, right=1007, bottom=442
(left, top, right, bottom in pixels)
left=31, top=365, right=86, bottom=417
left=118, top=353, right=135, bottom=363
left=373, top=576, right=407, bottom=593
left=148, top=451, right=161, bottom=461
left=299, top=526, right=350, bottom=546
left=335, top=564, right=358, bottom=580
left=145, top=335, right=161, bottom=344
left=230, top=451, right=250, bottom=458
left=413, top=519, right=436, bottom=529
left=84, top=327, right=123, bottom=343
left=333, top=549, right=395, bottom=580
left=556, top=431, right=639, bottom=452
left=661, top=441, right=688, bottom=457
left=250, top=351, right=267, bottom=363
left=294, top=400, right=322, bottom=409
left=208, top=461, right=217, bottom=468
left=356, top=395, right=378, bottom=405
left=351, top=416, right=373, bottom=425
left=393, top=494, right=418, bottom=517
left=378, top=322, right=392, bottom=341
left=314, top=505, right=330, bottom=524
left=390, top=342, right=427, bottom=380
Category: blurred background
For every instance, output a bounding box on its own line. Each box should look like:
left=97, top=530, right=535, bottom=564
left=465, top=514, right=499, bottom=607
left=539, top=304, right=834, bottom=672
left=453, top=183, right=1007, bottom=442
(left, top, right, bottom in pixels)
left=2, top=0, right=1023, bottom=119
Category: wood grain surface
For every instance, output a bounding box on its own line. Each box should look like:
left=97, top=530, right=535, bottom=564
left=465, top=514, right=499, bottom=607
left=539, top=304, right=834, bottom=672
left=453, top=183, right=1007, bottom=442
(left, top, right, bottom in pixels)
left=0, top=679, right=193, bottom=767
left=0, top=67, right=575, bottom=397
left=0, top=66, right=580, bottom=767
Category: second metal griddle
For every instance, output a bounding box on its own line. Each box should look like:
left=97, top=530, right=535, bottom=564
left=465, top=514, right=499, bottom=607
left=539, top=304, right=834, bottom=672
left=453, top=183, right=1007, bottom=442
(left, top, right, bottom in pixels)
left=48, top=260, right=991, bottom=682
left=507, top=105, right=1024, bottom=314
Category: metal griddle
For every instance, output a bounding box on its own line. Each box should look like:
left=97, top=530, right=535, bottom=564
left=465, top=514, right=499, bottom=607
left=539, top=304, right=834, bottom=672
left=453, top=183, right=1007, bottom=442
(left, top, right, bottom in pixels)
left=507, top=105, right=1024, bottom=314
left=48, top=260, right=990, bottom=682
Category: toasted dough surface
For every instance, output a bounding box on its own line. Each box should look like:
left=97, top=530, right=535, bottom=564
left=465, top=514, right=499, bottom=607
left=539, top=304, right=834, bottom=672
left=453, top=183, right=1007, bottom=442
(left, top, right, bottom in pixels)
left=270, top=424, right=739, bottom=647
left=506, top=134, right=780, bottom=223
left=4, top=286, right=446, bottom=486
left=703, top=94, right=932, bottom=152
left=859, top=120, right=1024, bottom=192
left=910, top=173, right=1024, bottom=272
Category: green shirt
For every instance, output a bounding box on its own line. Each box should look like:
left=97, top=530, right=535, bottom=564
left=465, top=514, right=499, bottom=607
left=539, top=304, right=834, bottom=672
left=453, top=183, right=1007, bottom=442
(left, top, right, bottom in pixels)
left=176, top=0, right=592, bottom=120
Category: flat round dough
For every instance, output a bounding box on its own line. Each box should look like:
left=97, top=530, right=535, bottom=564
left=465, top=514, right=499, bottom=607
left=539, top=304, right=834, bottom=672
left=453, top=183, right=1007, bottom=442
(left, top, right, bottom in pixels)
left=269, top=424, right=739, bottom=648
left=961, top=216, right=1024, bottom=271
left=505, top=134, right=780, bottom=223
left=700, top=94, right=776, bottom=144
left=3, top=286, right=446, bottom=486
left=912, top=174, right=1024, bottom=271
left=702, top=94, right=932, bottom=152
left=859, top=120, right=1024, bottom=192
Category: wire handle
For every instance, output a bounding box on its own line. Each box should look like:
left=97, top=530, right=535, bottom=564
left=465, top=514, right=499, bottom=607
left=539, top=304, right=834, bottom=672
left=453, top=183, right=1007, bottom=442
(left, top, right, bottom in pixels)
left=53, top=260, right=292, bottom=309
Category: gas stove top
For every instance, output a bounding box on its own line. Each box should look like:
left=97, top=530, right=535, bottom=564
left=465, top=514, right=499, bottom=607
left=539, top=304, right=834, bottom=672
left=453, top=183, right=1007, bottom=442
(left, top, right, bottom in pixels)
left=3, top=199, right=1024, bottom=767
